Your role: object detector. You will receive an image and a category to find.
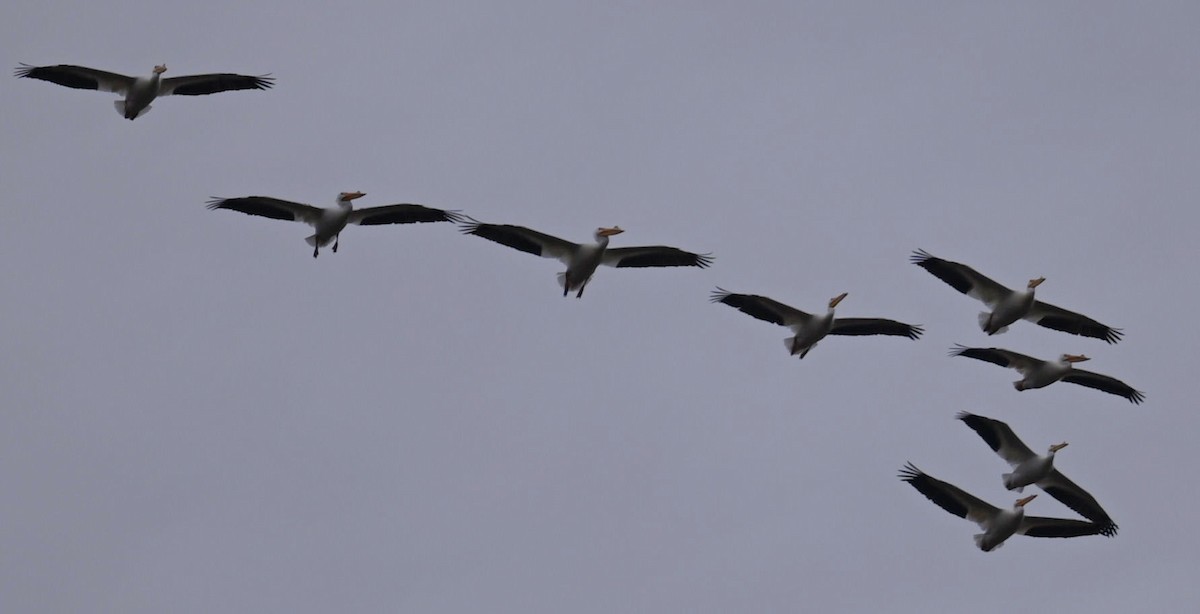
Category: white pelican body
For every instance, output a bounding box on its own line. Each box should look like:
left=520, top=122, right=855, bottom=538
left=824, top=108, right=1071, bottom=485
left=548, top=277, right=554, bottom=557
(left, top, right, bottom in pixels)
left=956, top=412, right=1118, bottom=533
left=949, top=345, right=1144, bottom=403
left=207, top=192, right=463, bottom=258
left=711, top=289, right=923, bottom=358
left=460, top=219, right=713, bottom=298
left=16, top=63, right=273, bottom=120
left=911, top=249, right=1122, bottom=343
left=899, top=463, right=1113, bottom=551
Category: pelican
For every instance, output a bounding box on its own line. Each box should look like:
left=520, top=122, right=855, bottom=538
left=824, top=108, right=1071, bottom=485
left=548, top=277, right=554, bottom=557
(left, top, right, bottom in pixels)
left=207, top=192, right=463, bottom=258
left=15, top=63, right=273, bottom=120
left=911, top=249, right=1122, bottom=343
left=711, top=289, right=922, bottom=358
left=459, top=219, right=713, bottom=297
left=956, top=412, right=1117, bottom=533
left=899, top=463, right=1115, bottom=551
left=950, top=345, right=1144, bottom=404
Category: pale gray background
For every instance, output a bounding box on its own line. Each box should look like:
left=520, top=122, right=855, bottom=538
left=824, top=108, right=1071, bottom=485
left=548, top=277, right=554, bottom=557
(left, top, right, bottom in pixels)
left=2, top=1, right=1196, bottom=612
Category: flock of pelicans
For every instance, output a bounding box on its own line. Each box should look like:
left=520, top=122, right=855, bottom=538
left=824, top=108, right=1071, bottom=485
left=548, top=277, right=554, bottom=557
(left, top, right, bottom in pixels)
left=17, top=62, right=1144, bottom=552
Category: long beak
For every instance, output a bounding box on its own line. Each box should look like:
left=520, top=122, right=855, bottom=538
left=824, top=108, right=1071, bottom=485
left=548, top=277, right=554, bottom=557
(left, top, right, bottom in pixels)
left=598, top=226, right=624, bottom=237
left=1050, top=442, right=1069, bottom=453
left=344, top=191, right=366, bottom=200
left=1065, top=354, right=1090, bottom=363
left=829, top=292, right=848, bottom=309
left=1016, top=494, right=1038, bottom=507
left=1028, top=276, right=1046, bottom=289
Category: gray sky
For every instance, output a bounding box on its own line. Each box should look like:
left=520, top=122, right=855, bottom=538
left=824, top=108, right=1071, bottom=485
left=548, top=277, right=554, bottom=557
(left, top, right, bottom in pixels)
left=3, top=1, right=1197, bottom=612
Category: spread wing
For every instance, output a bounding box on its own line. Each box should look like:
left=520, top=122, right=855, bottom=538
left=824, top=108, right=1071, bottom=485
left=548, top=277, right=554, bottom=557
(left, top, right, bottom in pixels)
left=956, top=411, right=1036, bottom=465
left=602, top=246, right=713, bottom=268
left=829, top=318, right=923, bottom=339
left=161, top=73, right=274, bottom=96
left=1039, top=470, right=1118, bottom=535
left=911, top=249, right=1014, bottom=308
left=206, top=196, right=323, bottom=225
left=459, top=220, right=578, bottom=261
left=15, top=63, right=134, bottom=93
left=710, top=288, right=813, bottom=328
left=1026, top=301, right=1123, bottom=344
left=1061, top=369, right=1145, bottom=404
left=350, top=204, right=463, bottom=226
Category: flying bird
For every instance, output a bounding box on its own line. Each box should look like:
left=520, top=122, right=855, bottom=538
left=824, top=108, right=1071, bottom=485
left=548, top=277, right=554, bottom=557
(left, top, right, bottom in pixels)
left=15, top=63, right=273, bottom=120
left=899, top=462, right=1115, bottom=551
left=949, top=345, right=1144, bottom=404
left=459, top=219, right=712, bottom=297
left=711, top=289, right=922, bottom=358
left=910, top=249, right=1122, bottom=343
left=956, top=412, right=1117, bottom=532
left=207, top=192, right=463, bottom=258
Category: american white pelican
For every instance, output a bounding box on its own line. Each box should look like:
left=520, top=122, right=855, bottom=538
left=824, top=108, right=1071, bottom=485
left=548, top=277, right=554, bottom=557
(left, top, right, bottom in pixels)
left=459, top=219, right=713, bottom=297
left=15, top=63, right=273, bottom=120
left=207, top=192, right=463, bottom=258
left=899, top=463, right=1114, bottom=551
left=911, top=249, right=1122, bottom=343
left=711, top=289, right=922, bottom=358
left=956, top=412, right=1117, bottom=533
left=950, top=345, right=1144, bottom=404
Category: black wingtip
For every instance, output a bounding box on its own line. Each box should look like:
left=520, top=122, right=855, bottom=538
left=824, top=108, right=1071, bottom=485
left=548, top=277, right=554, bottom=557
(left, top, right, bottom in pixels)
left=695, top=253, right=715, bottom=269
left=907, top=324, right=925, bottom=340
left=1098, top=522, right=1119, bottom=537
left=204, top=197, right=225, bottom=210
left=909, top=248, right=934, bottom=265
left=1128, top=390, right=1146, bottom=405
left=709, top=287, right=733, bottom=303
left=947, top=343, right=970, bottom=357
left=898, top=462, right=922, bottom=482
left=1104, top=327, right=1124, bottom=344
left=13, top=63, right=34, bottom=78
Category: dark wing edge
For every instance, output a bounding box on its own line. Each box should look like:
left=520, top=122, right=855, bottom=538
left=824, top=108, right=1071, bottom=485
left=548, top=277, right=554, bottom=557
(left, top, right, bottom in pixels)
left=1030, top=301, right=1123, bottom=344
left=1042, top=478, right=1118, bottom=536
left=607, top=246, right=714, bottom=269
left=948, top=344, right=1016, bottom=367
left=457, top=218, right=563, bottom=257
left=14, top=63, right=132, bottom=91
left=205, top=197, right=300, bottom=221
left=1061, top=371, right=1145, bottom=405
left=899, top=462, right=972, bottom=520
left=1020, top=516, right=1114, bottom=538
left=709, top=288, right=790, bottom=326
left=355, top=205, right=464, bottom=226
left=163, top=73, right=275, bottom=96
left=829, top=318, right=923, bottom=339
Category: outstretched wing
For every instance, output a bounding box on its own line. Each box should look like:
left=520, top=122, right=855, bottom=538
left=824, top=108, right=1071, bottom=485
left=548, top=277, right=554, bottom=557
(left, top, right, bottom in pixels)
left=911, top=249, right=1014, bottom=308
left=829, top=318, right=923, bottom=339
left=603, top=246, right=713, bottom=268
left=15, top=63, right=134, bottom=93
left=1061, top=369, right=1145, bottom=404
left=1025, top=300, right=1122, bottom=344
left=206, top=196, right=323, bottom=224
left=710, top=288, right=813, bottom=328
left=161, top=73, right=274, bottom=96
left=351, top=204, right=463, bottom=226
left=459, top=220, right=578, bottom=261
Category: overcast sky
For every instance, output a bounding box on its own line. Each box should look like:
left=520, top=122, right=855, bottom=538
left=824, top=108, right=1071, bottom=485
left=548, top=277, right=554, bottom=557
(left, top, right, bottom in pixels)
left=3, top=1, right=1198, bottom=612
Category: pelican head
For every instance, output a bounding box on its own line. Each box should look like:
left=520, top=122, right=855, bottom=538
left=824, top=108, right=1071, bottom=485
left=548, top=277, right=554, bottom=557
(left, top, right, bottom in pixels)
left=828, top=292, right=848, bottom=309
left=338, top=191, right=366, bottom=202
left=1027, top=276, right=1046, bottom=290
left=1015, top=494, right=1038, bottom=508
left=1062, top=354, right=1090, bottom=363
left=596, top=226, right=624, bottom=238
left=1049, top=442, right=1069, bottom=453
left=153, top=64, right=167, bottom=74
